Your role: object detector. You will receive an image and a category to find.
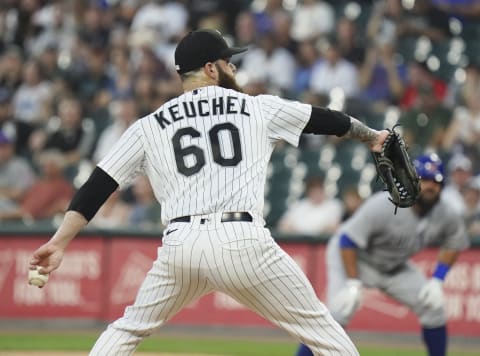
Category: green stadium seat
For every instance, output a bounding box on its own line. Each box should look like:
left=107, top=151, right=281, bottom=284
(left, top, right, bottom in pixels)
left=429, top=41, right=461, bottom=82
left=264, top=146, right=293, bottom=227
left=396, top=37, right=419, bottom=64
left=363, top=112, right=386, bottom=131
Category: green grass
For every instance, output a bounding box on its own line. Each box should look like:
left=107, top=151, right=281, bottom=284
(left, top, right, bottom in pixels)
left=0, top=333, right=477, bottom=355
left=0, top=333, right=98, bottom=351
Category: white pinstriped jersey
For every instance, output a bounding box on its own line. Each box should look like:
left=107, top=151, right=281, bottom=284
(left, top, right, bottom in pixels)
left=98, top=86, right=311, bottom=225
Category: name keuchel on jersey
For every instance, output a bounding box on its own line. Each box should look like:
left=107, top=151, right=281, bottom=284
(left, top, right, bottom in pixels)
left=154, top=95, right=250, bottom=129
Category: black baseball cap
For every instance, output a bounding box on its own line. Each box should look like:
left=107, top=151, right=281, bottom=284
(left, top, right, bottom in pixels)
left=174, top=29, right=247, bottom=74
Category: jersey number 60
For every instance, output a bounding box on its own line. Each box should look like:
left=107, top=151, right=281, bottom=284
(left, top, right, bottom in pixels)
left=172, top=123, right=242, bottom=177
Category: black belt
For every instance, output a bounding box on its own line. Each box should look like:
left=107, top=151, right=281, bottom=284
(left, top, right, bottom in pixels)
left=171, top=212, right=252, bottom=224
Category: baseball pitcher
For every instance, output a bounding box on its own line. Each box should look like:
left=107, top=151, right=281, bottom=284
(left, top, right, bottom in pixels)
left=28, top=29, right=389, bottom=355
left=296, top=153, right=470, bottom=356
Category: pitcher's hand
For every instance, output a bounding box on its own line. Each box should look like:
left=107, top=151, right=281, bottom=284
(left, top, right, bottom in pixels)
left=369, top=129, right=389, bottom=152
left=29, top=242, right=65, bottom=274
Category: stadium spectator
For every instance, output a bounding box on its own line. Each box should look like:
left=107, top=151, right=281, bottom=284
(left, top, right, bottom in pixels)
left=340, top=186, right=364, bottom=222
left=443, top=72, right=480, bottom=171
left=115, top=1, right=139, bottom=28
left=133, top=46, right=171, bottom=85
left=446, top=58, right=480, bottom=108
left=400, top=60, right=448, bottom=110
left=290, top=0, right=335, bottom=42
left=37, top=44, right=63, bottom=84
left=106, top=47, right=133, bottom=100
left=271, top=8, right=298, bottom=55
left=442, top=154, right=473, bottom=216
left=28, top=96, right=96, bottom=169
left=132, top=73, right=159, bottom=117
left=89, top=190, right=131, bottom=229
left=430, top=0, right=480, bottom=24
left=129, top=0, right=188, bottom=73
left=398, top=0, right=452, bottom=41
left=358, top=41, right=407, bottom=112
left=76, top=42, right=111, bottom=111
left=309, top=36, right=360, bottom=99
left=240, top=31, right=297, bottom=95
left=128, top=175, right=163, bottom=231
left=234, top=11, right=257, bottom=49
left=399, top=80, right=452, bottom=156
left=0, top=91, right=14, bottom=137
left=293, top=40, right=320, bottom=97
left=0, top=46, right=24, bottom=96
left=0, top=0, right=478, bottom=234
left=0, top=149, right=73, bottom=222
left=461, top=176, right=480, bottom=237
left=0, top=4, right=9, bottom=52
left=182, top=0, right=228, bottom=33
left=0, top=88, right=33, bottom=155
left=277, top=176, right=343, bottom=236
left=251, top=0, right=284, bottom=36
left=366, top=0, right=404, bottom=47
left=8, top=0, right=43, bottom=49
left=0, top=131, right=36, bottom=215
left=12, top=59, right=52, bottom=126
left=77, top=3, right=109, bottom=51
left=93, top=97, right=138, bottom=164
left=28, top=1, right=76, bottom=58
left=335, top=16, right=365, bottom=67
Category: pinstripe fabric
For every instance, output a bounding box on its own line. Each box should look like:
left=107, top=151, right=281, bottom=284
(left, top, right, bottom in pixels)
left=90, top=218, right=358, bottom=355
left=98, top=86, right=311, bottom=225
left=91, top=86, right=359, bottom=355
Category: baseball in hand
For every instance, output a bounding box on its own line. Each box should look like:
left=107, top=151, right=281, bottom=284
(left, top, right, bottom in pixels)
left=28, top=266, right=49, bottom=288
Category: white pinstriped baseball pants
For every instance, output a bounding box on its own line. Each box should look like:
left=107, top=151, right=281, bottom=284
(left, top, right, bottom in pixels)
left=90, top=213, right=358, bottom=355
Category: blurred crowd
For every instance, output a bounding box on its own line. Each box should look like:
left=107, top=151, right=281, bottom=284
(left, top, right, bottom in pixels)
left=0, top=0, right=480, bottom=235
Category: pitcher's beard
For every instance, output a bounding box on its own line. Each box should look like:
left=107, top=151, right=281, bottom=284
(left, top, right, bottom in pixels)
left=216, top=64, right=244, bottom=92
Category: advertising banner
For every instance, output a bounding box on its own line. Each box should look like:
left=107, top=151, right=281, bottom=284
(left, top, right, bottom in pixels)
left=1, top=234, right=478, bottom=336
left=0, top=236, right=105, bottom=318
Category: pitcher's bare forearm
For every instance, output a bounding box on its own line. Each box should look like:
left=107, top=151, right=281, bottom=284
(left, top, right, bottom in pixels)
left=49, top=211, right=88, bottom=249
left=29, top=211, right=88, bottom=274
left=344, top=117, right=379, bottom=145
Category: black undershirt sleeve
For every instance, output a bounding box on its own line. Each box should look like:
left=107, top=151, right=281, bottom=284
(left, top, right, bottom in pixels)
left=68, top=167, right=119, bottom=221
left=302, top=106, right=352, bottom=137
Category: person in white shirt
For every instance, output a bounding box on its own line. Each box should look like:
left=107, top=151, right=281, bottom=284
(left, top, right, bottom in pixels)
left=12, top=59, right=52, bottom=125
left=240, top=32, right=297, bottom=93
left=309, top=37, right=359, bottom=98
left=93, top=97, right=138, bottom=163
left=441, top=154, right=473, bottom=216
left=290, top=0, right=335, bottom=41
left=278, top=175, right=343, bottom=236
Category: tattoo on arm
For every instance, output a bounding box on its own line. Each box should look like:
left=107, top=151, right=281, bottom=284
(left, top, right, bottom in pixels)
left=344, top=117, right=378, bottom=144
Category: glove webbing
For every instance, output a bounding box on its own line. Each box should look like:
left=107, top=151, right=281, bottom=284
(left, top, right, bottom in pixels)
left=376, top=157, right=405, bottom=214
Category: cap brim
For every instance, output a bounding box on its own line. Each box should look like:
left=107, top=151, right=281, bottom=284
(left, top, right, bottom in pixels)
left=221, top=47, right=248, bottom=58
